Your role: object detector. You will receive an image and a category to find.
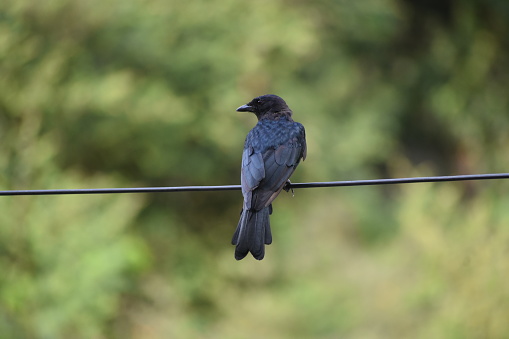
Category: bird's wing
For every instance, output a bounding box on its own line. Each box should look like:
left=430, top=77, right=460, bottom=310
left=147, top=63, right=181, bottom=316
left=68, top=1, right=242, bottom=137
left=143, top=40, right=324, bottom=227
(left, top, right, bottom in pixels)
left=241, top=146, right=264, bottom=209
left=242, top=135, right=305, bottom=211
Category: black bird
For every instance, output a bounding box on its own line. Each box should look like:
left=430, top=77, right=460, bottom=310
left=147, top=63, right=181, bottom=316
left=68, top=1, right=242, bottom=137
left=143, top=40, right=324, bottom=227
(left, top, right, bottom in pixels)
left=232, top=94, right=307, bottom=260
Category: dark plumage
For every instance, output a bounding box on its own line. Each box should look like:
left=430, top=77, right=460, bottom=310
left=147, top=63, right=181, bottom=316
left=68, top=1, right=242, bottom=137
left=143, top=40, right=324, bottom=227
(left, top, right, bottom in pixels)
left=232, top=94, right=307, bottom=260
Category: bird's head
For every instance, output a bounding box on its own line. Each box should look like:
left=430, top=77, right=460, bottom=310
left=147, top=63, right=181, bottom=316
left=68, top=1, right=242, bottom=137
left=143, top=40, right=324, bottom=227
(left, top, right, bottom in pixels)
left=236, top=94, right=291, bottom=119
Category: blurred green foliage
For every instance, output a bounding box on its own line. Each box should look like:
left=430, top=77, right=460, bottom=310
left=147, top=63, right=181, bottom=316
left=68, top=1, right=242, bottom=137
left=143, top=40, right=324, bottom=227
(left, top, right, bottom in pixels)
left=1, top=0, right=509, bottom=337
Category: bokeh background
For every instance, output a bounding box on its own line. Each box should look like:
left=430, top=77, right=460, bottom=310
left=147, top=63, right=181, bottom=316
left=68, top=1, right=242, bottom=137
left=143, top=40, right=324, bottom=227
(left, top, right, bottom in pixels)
left=1, top=0, right=509, bottom=338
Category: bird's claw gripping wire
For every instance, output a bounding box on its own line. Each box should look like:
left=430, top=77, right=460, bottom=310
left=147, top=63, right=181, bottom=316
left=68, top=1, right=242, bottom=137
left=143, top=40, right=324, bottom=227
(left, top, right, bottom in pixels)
left=283, top=180, right=294, bottom=197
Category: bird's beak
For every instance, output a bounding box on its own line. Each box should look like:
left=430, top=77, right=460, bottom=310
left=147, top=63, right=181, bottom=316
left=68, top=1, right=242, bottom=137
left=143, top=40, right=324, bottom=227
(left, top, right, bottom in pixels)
left=236, top=104, right=254, bottom=112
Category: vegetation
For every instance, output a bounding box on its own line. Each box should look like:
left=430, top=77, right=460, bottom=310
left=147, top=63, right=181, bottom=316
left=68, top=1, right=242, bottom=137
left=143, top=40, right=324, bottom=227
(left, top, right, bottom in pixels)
left=1, top=0, right=508, bottom=337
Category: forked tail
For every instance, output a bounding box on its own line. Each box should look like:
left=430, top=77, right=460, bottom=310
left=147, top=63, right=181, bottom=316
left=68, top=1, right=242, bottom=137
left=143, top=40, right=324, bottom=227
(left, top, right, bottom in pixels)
left=231, top=206, right=272, bottom=260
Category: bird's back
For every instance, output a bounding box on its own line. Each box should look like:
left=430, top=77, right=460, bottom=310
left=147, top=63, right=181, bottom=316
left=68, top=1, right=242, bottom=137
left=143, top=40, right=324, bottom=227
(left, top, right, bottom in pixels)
left=245, top=117, right=306, bottom=155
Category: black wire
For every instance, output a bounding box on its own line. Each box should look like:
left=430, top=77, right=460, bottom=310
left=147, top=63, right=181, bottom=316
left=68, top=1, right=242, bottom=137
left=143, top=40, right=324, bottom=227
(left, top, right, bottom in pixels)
left=291, top=173, right=509, bottom=188
left=1, top=173, right=508, bottom=196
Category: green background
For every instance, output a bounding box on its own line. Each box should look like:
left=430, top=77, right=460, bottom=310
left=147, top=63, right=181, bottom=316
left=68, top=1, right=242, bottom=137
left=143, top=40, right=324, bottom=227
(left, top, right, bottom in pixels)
left=1, top=0, right=509, bottom=338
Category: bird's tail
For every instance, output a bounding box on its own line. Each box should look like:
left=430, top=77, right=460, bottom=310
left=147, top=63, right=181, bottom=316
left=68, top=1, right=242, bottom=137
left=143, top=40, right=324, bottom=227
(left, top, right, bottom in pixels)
left=231, top=206, right=272, bottom=260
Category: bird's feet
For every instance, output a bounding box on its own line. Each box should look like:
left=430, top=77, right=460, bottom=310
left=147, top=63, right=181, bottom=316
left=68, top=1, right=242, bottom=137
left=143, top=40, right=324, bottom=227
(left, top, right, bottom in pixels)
left=283, top=180, right=294, bottom=197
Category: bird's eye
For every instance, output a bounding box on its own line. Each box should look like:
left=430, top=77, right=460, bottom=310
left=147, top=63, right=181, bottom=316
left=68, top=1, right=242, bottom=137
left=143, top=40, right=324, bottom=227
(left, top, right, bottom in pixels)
left=256, top=99, right=263, bottom=104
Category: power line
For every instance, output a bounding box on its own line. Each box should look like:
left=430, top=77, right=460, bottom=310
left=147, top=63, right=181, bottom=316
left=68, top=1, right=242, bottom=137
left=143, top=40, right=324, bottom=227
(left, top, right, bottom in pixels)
left=1, top=173, right=508, bottom=196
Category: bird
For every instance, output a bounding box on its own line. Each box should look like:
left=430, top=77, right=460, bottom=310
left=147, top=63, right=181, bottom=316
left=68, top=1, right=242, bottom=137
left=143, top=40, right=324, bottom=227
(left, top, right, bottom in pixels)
left=232, top=94, right=307, bottom=260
